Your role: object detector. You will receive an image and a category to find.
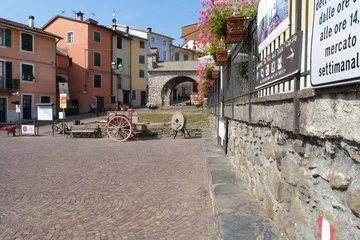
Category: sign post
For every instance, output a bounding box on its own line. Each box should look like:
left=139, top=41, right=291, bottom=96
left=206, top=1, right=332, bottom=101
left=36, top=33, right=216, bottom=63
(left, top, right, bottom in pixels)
left=311, top=0, right=360, bottom=87
left=60, top=93, right=67, bottom=138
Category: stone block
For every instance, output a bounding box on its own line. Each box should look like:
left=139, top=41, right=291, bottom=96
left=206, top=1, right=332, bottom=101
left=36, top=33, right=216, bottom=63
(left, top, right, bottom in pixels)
left=267, top=167, right=285, bottom=203
left=255, top=182, right=264, bottom=201
left=263, top=139, right=274, bottom=160
left=281, top=154, right=304, bottom=186
left=298, top=179, right=312, bottom=197
left=341, top=142, right=360, bottom=163
left=266, top=194, right=275, bottom=220
left=346, top=190, right=360, bottom=217
left=330, top=171, right=352, bottom=190
left=293, top=140, right=305, bottom=156
left=274, top=148, right=286, bottom=171
left=293, top=197, right=311, bottom=226
left=320, top=162, right=337, bottom=182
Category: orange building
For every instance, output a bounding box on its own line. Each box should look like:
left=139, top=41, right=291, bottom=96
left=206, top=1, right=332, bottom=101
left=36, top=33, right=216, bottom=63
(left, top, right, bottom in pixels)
left=43, top=12, right=113, bottom=114
left=0, top=16, right=61, bottom=123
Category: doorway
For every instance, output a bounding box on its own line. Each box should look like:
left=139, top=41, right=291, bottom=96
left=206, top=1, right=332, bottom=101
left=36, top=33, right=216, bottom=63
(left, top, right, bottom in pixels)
left=96, top=96, right=104, bottom=113
left=141, top=91, right=146, bottom=106
left=23, top=95, right=32, bottom=119
left=0, top=98, right=6, bottom=122
left=123, top=91, right=130, bottom=105
left=173, top=88, right=177, bottom=101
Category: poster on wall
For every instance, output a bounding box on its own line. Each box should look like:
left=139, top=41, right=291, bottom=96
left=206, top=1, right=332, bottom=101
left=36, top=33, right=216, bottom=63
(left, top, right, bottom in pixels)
left=218, top=118, right=225, bottom=146
left=257, top=0, right=289, bottom=52
left=311, top=0, right=360, bottom=87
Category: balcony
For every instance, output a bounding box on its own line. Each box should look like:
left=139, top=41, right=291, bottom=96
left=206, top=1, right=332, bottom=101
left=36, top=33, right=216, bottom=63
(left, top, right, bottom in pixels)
left=0, top=79, right=20, bottom=92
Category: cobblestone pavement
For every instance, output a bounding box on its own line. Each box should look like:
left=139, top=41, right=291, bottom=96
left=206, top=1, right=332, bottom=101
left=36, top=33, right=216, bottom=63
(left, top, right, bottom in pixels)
left=0, top=137, right=215, bottom=240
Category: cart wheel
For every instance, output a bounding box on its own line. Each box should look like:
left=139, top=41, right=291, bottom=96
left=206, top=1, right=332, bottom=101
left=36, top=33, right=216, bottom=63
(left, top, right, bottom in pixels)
left=107, top=116, right=132, bottom=142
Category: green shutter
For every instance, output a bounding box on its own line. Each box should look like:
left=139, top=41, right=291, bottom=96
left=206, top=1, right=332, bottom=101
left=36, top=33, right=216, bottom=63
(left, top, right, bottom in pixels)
left=5, top=62, right=12, bottom=88
left=21, top=33, right=33, bottom=51
left=4, top=29, right=11, bottom=47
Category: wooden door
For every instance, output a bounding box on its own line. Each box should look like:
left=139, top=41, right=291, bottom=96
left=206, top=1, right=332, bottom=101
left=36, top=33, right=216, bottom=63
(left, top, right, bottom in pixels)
left=23, top=95, right=32, bottom=119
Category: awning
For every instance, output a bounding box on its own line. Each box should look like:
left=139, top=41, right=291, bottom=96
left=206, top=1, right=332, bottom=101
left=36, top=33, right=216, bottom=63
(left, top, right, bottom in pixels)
left=180, top=23, right=199, bottom=41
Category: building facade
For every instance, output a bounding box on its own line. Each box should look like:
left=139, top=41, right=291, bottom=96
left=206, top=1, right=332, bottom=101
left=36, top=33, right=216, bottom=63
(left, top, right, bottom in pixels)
left=111, top=27, right=132, bottom=105
left=43, top=13, right=113, bottom=114
left=0, top=16, right=60, bottom=123
left=116, top=24, right=174, bottom=106
left=130, top=36, right=147, bottom=107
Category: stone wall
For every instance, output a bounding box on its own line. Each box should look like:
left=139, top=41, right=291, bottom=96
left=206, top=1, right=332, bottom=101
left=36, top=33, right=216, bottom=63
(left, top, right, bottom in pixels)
left=209, top=89, right=360, bottom=239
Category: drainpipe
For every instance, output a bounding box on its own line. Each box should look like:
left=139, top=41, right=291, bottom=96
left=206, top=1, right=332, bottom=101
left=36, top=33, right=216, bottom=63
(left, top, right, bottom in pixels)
left=111, top=32, right=114, bottom=101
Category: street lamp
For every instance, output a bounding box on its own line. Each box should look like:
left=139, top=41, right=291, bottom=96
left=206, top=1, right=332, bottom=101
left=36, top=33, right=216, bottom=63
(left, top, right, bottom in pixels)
left=111, top=61, right=123, bottom=109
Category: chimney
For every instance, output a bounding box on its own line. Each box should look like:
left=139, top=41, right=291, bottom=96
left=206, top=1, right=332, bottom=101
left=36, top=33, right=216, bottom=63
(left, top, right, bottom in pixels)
left=29, top=16, right=34, bottom=28
left=126, top=26, right=129, bottom=34
left=147, top=27, right=152, bottom=32
left=112, top=18, right=117, bottom=31
left=76, top=11, right=84, bottom=21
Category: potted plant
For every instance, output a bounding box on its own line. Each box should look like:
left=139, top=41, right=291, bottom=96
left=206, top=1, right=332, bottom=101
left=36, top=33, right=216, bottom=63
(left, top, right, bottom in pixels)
left=119, top=104, right=129, bottom=111
left=193, top=96, right=204, bottom=106
left=212, top=69, right=220, bottom=80
left=224, top=0, right=259, bottom=44
left=146, top=102, right=157, bottom=110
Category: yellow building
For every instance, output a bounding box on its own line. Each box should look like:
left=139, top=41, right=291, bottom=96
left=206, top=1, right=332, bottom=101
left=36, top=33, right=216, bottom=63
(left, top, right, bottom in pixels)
left=130, top=36, right=148, bottom=107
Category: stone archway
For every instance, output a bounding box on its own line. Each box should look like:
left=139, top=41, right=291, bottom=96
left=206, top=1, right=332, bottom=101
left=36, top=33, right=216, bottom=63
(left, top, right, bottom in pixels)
left=161, top=76, right=196, bottom=106
left=148, top=61, right=198, bottom=107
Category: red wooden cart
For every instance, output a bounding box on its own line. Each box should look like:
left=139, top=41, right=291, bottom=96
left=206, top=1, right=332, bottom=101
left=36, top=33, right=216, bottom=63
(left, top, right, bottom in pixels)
left=106, top=110, right=148, bottom=142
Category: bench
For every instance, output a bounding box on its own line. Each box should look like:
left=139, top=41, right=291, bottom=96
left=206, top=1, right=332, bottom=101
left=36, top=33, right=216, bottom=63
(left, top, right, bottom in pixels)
left=69, top=125, right=102, bottom=138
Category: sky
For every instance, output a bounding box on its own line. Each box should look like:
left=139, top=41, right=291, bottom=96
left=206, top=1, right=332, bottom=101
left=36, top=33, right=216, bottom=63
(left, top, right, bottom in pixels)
left=1, top=0, right=202, bottom=45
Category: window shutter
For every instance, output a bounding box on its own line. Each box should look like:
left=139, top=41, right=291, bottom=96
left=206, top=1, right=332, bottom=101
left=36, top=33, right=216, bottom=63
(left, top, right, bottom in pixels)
left=5, top=62, right=12, bottom=88
left=5, top=29, right=11, bottom=47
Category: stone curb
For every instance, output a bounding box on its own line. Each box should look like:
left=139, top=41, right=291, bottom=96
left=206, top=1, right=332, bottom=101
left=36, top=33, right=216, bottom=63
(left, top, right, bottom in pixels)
left=202, top=129, right=280, bottom=240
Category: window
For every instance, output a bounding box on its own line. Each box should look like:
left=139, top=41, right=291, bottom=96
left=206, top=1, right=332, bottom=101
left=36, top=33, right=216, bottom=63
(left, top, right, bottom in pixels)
left=175, top=53, right=179, bottom=61
left=21, top=63, right=34, bottom=81
left=163, top=40, right=167, bottom=46
left=41, top=96, right=51, bottom=103
left=151, top=37, right=155, bottom=43
left=117, top=37, right=122, bottom=49
left=132, top=90, right=136, bottom=100
left=68, top=58, right=72, bottom=66
left=94, top=31, right=101, bottom=43
left=139, top=41, right=145, bottom=49
left=21, top=33, right=33, bottom=52
left=94, top=52, right=101, bottom=67
left=67, top=32, right=74, bottom=43
left=0, top=61, right=3, bottom=88
left=117, top=58, right=122, bottom=66
left=139, top=55, right=145, bottom=64
left=163, top=51, right=167, bottom=61
left=184, top=54, right=189, bottom=61
left=94, top=74, right=102, bottom=88
left=0, top=29, right=12, bottom=47
left=139, top=69, right=145, bottom=78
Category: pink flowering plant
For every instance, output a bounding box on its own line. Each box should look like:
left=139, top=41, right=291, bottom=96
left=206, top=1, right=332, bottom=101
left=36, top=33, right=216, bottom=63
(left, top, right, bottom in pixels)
left=197, top=0, right=259, bottom=49
left=196, top=61, right=215, bottom=99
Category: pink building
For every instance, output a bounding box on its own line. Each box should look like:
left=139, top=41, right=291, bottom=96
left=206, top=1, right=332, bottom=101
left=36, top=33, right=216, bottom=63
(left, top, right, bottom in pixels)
left=43, top=12, right=114, bottom=114
left=0, top=16, right=61, bottom=123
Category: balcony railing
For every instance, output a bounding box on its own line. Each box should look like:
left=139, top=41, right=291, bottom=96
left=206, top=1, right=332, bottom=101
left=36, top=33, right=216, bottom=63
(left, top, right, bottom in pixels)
left=0, top=79, right=20, bottom=91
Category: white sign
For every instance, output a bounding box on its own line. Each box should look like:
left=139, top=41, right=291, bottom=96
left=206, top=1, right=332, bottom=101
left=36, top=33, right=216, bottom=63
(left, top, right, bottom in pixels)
left=16, top=105, right=20, bottom=113
left=58, top=83, right=70, bottom=100
left=311, top=0, right=360, bottom=87
left=59, top=112, right=65, bottom=119
left=22, top=125, right=35, bottom=135
left=257, top=0, right=289, bottom=52
left=37, top=105, right=53, bottom=121
left=218, top=119, right=226, bottom=146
